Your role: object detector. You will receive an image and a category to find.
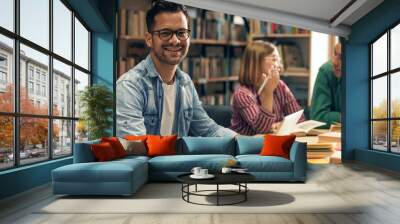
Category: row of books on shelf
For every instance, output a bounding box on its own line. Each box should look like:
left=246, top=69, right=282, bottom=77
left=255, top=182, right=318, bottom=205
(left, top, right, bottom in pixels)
left=119, top=9, right=146, bottom=37
left=180, top=57, right=241, bottom=81
left=270, top=23, right=309, bottom=34
left=119, top=8, right=247, bottom=41
left=118, top=56, right=241, bottom=81
left=120, top=43, right=307, bottom=77
left=248, top=19, right=269, bottom=34
left=188, top=12, right=228, bottom=40
left=187, top=8, right=247, bottom=41
left=119, top=9, right=309, bottom=39
left=186, top=43, right=307, bottom=78
left=249, top=19, right=310, bottom=36
left=199, top=94, right=228, bottom=106
left=119, top=56, right=307, bottom=82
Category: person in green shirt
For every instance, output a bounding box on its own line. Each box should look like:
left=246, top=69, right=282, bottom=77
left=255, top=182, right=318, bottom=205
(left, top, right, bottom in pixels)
left=310, top=43, right=341, bottom=128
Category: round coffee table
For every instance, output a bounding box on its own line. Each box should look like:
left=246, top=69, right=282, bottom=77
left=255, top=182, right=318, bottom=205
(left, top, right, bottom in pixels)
left=177, top=172, right=255, bottom=206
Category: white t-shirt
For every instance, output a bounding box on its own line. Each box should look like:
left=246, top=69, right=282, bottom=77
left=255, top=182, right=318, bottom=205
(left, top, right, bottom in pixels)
left=160, top=81, right=176, bottom=136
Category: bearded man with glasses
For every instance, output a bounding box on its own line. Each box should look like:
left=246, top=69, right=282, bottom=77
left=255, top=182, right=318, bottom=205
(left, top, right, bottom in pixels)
left=117, top=0, right=237, bottom=137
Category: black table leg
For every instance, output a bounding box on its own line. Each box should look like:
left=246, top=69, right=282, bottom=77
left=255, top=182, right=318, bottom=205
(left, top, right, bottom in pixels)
left=181, top=183, right=183, bottom=200
left=179, top=182, right=251, bottom=206
left=217, top=184, right=219, bottom=206
left=245, top=183, right=247, bottom=201
left=187, top=184, right=190, bottom=202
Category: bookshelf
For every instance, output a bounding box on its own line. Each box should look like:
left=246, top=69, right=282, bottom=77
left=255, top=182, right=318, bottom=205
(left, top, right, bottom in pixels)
left=117, top=1, right=312, bottom=108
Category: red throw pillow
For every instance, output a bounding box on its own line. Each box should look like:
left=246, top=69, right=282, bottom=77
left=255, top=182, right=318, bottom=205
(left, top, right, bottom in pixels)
left=260, top=134, right=296, bottom=159
left=146, top=135, right=177, bottom=157
left=91, top=142, right=117, bottom=162
left=101, top=137, right=127, bottom=158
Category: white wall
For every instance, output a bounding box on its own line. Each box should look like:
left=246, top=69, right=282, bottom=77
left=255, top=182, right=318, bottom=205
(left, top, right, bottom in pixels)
left=309, top=31, right=329, bottom=105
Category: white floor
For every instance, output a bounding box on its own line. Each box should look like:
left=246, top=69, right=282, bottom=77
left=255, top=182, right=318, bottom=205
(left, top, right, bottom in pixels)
left=1, top=162, right=400, bottom=224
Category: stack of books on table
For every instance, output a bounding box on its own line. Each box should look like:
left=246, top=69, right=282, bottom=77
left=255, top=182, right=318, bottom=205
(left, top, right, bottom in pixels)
left=295, top=136, right=337, bottom=164
left=318, top=128, right=342, bottom=163
left=318, top=131, right=341, bottom=151
left=294, top=123, right=342, bottom=164
left=307, top=143, right=335, bottom=160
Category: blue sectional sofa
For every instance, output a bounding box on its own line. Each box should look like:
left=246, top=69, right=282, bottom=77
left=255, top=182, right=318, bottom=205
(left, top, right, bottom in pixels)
left=52, top=136, right=307, bottom=196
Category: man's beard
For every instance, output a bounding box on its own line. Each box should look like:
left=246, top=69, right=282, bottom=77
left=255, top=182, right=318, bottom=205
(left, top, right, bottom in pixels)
left=154, top=44, right=187, bottom=66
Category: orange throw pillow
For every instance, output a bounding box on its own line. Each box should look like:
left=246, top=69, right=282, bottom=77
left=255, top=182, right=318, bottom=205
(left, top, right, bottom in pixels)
left=91, top=142, right=117, bottom=162
left=101, top=137, right=127, bottom=158
left=146, top=135, right=177, bottom=157
left=124, top=135, right=148, bottom=141
left=260, top=134, right=296, bottom=159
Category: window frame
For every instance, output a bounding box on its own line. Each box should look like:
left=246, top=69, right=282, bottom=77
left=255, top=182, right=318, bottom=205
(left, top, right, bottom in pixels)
left=370, top=20, right=400, bottom=154
left=0, top=0, right=92, bottom=171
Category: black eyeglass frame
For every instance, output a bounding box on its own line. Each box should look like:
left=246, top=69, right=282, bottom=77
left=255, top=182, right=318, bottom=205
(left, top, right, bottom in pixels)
left=150, top=28, right=191, bottom=41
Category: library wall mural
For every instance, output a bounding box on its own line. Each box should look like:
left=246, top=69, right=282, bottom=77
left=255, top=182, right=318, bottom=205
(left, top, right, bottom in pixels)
left=114, top=0, right=343, bottom=164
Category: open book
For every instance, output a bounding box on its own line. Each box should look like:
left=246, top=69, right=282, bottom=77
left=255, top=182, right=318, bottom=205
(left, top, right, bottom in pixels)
left=276, top=110, right=326, bottom=136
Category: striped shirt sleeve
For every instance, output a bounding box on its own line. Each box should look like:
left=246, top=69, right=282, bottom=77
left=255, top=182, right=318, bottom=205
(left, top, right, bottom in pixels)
left=233, top=89, right=277, bottom=133
left=278, top=81, right=305, bottom=122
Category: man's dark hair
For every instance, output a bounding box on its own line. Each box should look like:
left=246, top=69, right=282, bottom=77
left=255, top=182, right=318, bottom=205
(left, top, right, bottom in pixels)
left=146, top=0, right=189, bottom=32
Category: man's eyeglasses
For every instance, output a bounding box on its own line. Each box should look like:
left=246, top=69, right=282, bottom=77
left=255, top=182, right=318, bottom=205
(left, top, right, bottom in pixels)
left=150, top=29, right=191, bottom=41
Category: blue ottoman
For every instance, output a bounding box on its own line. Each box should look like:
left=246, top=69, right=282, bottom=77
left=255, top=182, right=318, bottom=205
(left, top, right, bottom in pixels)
left=52, top=156, right=148, bottom=196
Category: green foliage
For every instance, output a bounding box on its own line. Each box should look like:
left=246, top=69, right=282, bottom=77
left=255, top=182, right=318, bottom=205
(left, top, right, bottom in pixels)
left=372, top=100, right=388, bottom=137
left=79, top=84, right=113, bottom=140
left=372, top=99, right=400, bottom=139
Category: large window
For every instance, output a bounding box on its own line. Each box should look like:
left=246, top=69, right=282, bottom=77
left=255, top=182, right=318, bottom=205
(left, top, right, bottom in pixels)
left=370, top=23, right=400, bottom=154
left=0, top=0, right=91, bottom=171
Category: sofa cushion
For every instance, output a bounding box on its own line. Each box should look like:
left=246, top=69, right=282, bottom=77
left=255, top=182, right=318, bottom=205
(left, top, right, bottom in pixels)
left=148, top=154, right=235, bottom=172
left=236, top=136, right=264, bottom=155
left=115, top=155, right=150, bottom=164
left=53, top=158, right=148, bottom=183
left=53, top=163, right=133, bottom=183
left=236, top=155, right=293, bottom=172
left=180, top=137, right=235, bottom=155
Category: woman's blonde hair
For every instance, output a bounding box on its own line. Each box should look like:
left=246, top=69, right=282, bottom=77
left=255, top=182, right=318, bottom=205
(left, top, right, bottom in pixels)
left=239, top=41, right=278, bottom=86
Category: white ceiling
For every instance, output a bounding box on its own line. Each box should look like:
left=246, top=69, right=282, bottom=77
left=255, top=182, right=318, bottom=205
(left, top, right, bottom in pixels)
left=225, top=0, right=352, bottom=22
left=169, top=0, right=384, bottom=37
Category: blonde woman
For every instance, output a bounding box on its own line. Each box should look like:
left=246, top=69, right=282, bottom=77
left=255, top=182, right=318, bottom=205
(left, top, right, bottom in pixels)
left=231, top=41, right=304, bottom=135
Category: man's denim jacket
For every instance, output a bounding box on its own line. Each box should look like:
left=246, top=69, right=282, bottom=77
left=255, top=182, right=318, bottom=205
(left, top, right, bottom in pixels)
left=116, top=55, right=237, bottom=137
